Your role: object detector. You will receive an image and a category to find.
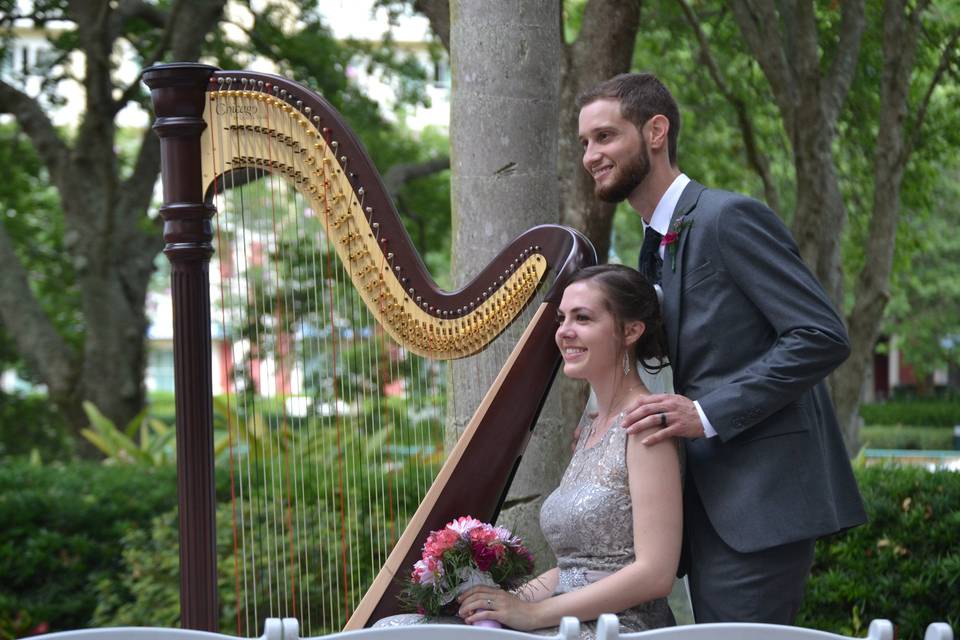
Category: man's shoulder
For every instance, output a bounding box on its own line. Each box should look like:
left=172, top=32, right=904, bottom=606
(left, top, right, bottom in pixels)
left=688, top=184, right=782, bottom=230
left=696, top=184, right=770, bottom=214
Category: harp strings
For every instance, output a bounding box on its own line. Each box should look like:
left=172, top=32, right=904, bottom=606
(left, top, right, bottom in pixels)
left=205, top=86, right=447, bottom=636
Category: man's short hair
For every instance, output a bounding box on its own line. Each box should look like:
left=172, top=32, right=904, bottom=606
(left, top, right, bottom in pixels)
left=577, top=73, right=680, bottom=165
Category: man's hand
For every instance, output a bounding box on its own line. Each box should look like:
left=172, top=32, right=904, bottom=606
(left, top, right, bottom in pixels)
left=621, top=393, right=704, bottom=445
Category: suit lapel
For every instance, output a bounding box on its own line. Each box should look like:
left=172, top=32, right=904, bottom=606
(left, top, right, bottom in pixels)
left=660, top=180, right=705, bottom=377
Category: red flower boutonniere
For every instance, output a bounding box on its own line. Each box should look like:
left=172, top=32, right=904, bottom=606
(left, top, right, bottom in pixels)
left=660, top=217, right=693, bottom=271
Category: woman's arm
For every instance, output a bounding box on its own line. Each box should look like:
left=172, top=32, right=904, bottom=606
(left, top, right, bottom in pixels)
left=459, top=428, right=682, bottom=629
left=514, top=568, right=559, bottom=603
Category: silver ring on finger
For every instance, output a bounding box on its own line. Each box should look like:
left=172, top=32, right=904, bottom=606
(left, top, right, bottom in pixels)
left=659, top=412, right=667, bottom=427
left=486, top=598, right=493, bottom=607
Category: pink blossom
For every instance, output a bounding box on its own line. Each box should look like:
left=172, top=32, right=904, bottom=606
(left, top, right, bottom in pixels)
left=447, top=515, right=483, bottom=539
left=660, top=232, right=679, bottom=247
left=468, top=526, right=498, bottom=546
left=413, top=557, right=444, bottom=585
left=423, top=528, right=459, bottom=559
left=471, top=540, right=499, bottom=572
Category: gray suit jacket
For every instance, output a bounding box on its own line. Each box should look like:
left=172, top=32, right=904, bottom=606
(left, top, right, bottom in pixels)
left=660, top=181, right=866, bottom=554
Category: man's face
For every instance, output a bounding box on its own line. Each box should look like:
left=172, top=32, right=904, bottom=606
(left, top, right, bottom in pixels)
left=578, top=98, right=649, bottom=203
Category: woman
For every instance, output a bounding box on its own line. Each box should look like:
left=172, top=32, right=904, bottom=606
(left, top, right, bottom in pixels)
left=380, top=264, right=682, bottom=636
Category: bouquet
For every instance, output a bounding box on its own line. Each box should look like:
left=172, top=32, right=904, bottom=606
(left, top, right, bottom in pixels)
left=401, top=515, right=535, bottom=627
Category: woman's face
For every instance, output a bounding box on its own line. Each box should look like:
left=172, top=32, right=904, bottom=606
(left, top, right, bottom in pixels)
left=555, top=281, right=621, bottom=382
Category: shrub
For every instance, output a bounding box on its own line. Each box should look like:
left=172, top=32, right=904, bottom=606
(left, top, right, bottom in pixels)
left=859, top=400, right=960, bottom=428
left=0, top=460, right=178, bottom=633
left=798, top=465, right=960, bottom=638
left=860, top=426, right=955, bottom=450
left=92, top=457, right=431, bottom=636
left=0, top=393, right=72, bottom=461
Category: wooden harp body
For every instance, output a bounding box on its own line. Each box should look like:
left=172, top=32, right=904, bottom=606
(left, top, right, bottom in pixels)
left=143, top=63, right=595, bottom=634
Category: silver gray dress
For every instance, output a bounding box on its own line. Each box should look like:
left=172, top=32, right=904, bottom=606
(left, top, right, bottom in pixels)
left=536, top=411, right=675, bottom=637
left=373, top=412, right=675, bottom=637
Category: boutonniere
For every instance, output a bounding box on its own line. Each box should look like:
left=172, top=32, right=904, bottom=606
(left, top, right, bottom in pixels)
left=660, top=217, right=693, bottom=271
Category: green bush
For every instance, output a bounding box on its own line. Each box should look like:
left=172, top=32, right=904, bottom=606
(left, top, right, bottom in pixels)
left=0, top=392, right=72, bottom=461
left=859, top=400, right=960, bottom=428
left=91, top=456, right=431, bottom=636
left=0, top=460, right=178, bottom=634
left=798, top=465, right=960, bottom=638
left=861, top=425, right=955, bottom=450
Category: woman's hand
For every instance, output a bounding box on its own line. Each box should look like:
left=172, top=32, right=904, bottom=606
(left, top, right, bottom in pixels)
left=457, top=585, right=543, bottom=630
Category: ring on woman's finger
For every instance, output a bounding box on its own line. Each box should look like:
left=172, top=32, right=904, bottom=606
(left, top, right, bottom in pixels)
left=659, top=412, right=667, bottom=427
left=486, top=598, right=493, bottom=607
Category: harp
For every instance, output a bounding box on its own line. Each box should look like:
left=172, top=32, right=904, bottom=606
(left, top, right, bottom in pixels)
left=143, top=63, right=595, bottom=635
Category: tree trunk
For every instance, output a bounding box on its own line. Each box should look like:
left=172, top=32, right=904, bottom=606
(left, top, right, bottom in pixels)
left=447, top=0, right=563, bottom=570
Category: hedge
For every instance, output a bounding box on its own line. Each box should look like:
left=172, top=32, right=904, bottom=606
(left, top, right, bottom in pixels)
left=859, top=400, right=960, bottom=428
left=91, top=458, right=428, bottom=637
left=860, top=426, right=955, bottom=450
left=4, top=460, right=957, bottom=639
left=0, top=393, right=72, bottom=461
left=798, top=465, right=960, bottom=638
left=0, top=461, right=178, bottom=637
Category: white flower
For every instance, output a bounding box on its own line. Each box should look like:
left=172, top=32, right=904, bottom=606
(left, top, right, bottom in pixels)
left=447, top=515, right=483, bottom=539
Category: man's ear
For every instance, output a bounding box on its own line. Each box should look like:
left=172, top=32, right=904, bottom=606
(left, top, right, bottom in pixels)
left=645, top=114, right=670, bottom=153
left=624, top=320, right=646, bottom=347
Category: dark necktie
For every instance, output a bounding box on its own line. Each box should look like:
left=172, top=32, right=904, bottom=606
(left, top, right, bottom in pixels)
left=638, top=227, right=663, bottom=285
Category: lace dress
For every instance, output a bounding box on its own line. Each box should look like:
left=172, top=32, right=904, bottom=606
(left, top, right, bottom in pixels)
left=373, top=412, right=675, bottom=637
left=535, top=411, right=675, bottom=637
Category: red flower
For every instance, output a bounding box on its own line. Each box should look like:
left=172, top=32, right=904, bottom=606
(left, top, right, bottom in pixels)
left=471, top=540, right=499, bottom=571
left=661, top=217, right=694, bottom=271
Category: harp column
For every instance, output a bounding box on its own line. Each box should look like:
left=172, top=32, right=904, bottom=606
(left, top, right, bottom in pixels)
left=143, top=63, right=219, bottom=632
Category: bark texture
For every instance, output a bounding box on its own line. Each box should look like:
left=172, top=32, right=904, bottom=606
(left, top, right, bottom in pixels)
left=445, top=0, right=564, bottom=569
left=0, top=0, right=227, bottom=444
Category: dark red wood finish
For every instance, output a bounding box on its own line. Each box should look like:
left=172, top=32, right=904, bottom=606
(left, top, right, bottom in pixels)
left=143, top=63, right=220, bottom=632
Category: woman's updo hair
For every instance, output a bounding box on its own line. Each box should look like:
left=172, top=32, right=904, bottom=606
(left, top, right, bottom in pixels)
left=565, top=264, right=669, bottom=374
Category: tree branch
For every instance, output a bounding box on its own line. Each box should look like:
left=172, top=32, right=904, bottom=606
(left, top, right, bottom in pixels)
left=413, top=0, right=450, bottom=51
left=119, top=0, right=228, bottom=247
left=822, top=0, right=866, bottom=127
left=111, top=0, right=220, bottom=118
left=110, top=0, right=179, bottom=116
left=114, top=0, right=167, bottom=30
left=675, top=0, right=780, bottom=211
left=382, top=156, right=450, bottom=200
left=905, top=25, right=960, bottom=163
left=728, top=0, right=798, bottom=134
left=0, top=220, right=77, bottom=398
left=0, top=79, right=70, bottom=191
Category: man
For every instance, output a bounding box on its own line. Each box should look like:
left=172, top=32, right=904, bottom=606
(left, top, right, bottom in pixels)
left=576, top=73, right=866, bottom=624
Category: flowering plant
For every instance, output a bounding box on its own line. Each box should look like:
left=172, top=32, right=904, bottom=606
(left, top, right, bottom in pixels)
left=400, top=516, right=535, bottom=619
left=660, top=216, right=694, bottom=271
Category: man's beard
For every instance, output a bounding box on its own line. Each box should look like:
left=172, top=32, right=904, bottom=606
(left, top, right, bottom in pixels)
left=595, top=145, right=650, bottom=203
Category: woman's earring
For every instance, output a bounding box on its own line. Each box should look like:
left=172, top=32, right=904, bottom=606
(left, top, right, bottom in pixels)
left=623, top=351, right=632, bottom=375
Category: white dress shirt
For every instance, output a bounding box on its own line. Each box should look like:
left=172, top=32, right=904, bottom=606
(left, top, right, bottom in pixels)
left=642, top=173, right=717, bottom=439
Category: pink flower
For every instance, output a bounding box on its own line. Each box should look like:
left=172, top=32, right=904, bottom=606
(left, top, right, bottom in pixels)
left=660, top=232, right=679, bottom=247
left=471, top=540, right=499, bottom=572
left=468, top=526, right=498, bottom=546
left=413, top=557, right=444, bottom=586
left=423, top=528, right=459, bottom=558
left=447, top=515, right=483, bottom=539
